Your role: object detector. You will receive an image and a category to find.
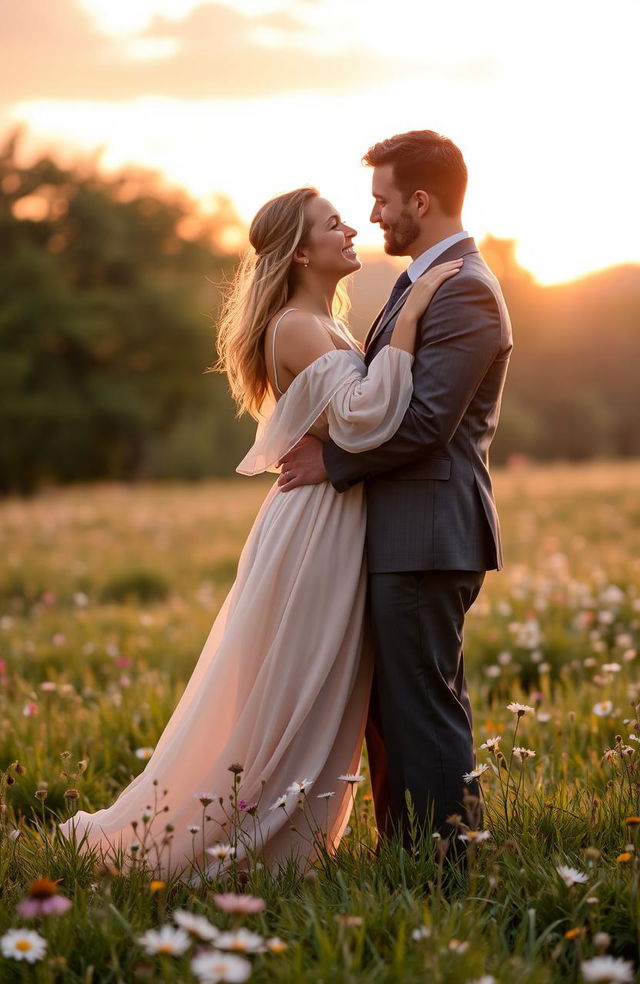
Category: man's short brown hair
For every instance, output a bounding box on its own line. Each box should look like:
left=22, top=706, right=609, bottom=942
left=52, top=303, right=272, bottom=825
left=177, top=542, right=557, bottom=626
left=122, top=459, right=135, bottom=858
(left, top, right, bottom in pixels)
left=363, top=130, right=467, bottom=216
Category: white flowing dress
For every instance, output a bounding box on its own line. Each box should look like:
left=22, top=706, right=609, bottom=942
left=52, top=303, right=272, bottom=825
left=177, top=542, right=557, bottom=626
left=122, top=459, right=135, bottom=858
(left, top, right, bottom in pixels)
left=59, top=326, right=414, bottom=879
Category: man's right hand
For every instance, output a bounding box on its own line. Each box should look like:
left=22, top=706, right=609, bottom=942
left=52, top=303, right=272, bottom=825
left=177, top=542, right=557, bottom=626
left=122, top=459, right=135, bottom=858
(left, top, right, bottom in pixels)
left=277, top=435, right=328, bottom=492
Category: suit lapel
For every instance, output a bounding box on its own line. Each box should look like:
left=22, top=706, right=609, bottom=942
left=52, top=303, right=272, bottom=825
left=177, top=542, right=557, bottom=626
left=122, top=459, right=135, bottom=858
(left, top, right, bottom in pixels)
left=364, top=303, right=389, bottom=350
left=364, top=237, right=479, bottom=356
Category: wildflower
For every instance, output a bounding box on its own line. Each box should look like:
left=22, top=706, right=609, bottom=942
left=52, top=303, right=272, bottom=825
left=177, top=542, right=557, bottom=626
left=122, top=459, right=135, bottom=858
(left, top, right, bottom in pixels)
left=286, top=778, right=314, bottom=795
left=468, top=977, right=497, bottom=984
left=616, top=852, right=633, bottom=862
left=22, top=702, right=38, bottom=718
left=625, top=817, right=640, bottom=826
left=149, top=881, right=165, bottom=893
left=64, top=788, right=79, bottom=800
left=537, top=712, right=552, bottom=723
left=16, top=878, right=72, bottom=917
left=268, top=794, right=288, bottom=812
left=191, top=950, right=252, bottom=983
left=411, top=926, right=432, bottom=940
left=266, top=937, right=288, bottom=953
left=215, top=928, right=265, bottom=953
left=138, top=925, right=190, bottom=956
left=480, top=736, right=502, bottom=750
left=580, top=955, right=635, bottom=982
left=620, top=745, right=635, bottom=757
left=507, top=702, right=535, bottom=716
left=338, top=774, right=365, bottom=784
left=556, top=865, right=588, bottom=886
left=238, top=800, right=258, bottom=812
left=462, top=764, right=490, bottom=783
left=1, top=928, right=47, bottom=963
left=458, top=829, right=491, bottom=843
left=317, top=791, right=335, bottom=800
left=448, top=938, right=469, bottom=952
left=602, top=663, right=622, bottom=673
left=213, top=893, right=266, bottom=915
left=565, top=927, right=583, bottom=939
left=173, top=909, right=219, bottom=941
left=593, top=701, right=613, bottom=717
left=228, top=763, right=244, bottom=775
left=512, top=747, right=536, bottom=761
left=39, top=681, right=57, bottom=692
left=593, top=931, right=611, bottom=951
left=207, top=844, right=236, bottom=861
left=195, top=792, right=217, bottom=806
left=515, top=618, right=543, bottom=649
left=135, top=747, right=155, bottom=760
left=335, top=914, right=363, bottom=927
left=585, top=896, right=600, bottom=905
left=602, top=748, right=617, bottom=762
left=188, top=825, right=201, bottom=834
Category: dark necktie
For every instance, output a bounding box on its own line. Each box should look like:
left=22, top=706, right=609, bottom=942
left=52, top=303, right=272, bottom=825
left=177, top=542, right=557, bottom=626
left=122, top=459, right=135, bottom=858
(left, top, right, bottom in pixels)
left=381, top=269, right=412, bottom=322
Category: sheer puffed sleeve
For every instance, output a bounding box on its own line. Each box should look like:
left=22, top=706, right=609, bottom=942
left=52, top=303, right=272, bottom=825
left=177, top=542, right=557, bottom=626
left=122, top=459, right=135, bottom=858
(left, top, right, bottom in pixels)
left=237, top=346, right=413, bottom=475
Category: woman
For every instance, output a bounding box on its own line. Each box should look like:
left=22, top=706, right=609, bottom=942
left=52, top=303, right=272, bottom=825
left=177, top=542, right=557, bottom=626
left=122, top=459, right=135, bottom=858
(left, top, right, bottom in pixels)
left=58, top=187, right=462, bottom=879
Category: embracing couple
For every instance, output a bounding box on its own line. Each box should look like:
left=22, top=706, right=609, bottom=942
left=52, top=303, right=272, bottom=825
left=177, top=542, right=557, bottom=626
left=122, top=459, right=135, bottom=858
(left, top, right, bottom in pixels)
left=60, top=129, right=512, bottom=878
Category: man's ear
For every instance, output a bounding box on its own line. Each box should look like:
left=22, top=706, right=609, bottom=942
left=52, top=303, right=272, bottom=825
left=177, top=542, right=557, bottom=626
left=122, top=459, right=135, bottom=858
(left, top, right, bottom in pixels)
left=414, top=190, right=430, bottom=217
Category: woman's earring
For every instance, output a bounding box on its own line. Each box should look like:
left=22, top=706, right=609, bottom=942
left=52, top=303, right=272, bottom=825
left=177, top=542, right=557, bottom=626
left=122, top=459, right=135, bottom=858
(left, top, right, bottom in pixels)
left=304, top=259, right=309, bottom=268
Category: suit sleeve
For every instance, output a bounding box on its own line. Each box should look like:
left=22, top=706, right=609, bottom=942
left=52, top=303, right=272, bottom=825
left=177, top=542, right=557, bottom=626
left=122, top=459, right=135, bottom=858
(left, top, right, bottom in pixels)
left=322, top=276, right=503, bottom=492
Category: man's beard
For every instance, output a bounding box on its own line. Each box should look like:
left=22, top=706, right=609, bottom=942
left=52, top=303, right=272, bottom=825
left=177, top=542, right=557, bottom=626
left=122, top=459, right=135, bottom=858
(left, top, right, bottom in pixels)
left=382, top=209, right=420, bottom=256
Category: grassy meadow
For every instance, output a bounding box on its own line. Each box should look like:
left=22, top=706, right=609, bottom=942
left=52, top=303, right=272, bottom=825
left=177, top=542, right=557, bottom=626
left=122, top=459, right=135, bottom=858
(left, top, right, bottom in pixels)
left=1, top=461, right=640, bottom=983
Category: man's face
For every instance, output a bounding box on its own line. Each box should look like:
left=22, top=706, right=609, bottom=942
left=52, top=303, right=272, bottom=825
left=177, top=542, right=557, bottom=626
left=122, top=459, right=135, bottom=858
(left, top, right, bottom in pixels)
left=369, top=164, right=420, bottom=256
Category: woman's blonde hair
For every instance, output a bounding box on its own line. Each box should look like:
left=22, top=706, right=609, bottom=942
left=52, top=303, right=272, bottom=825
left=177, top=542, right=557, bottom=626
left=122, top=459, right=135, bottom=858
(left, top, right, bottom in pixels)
left=215, top=187, right=351, bottom=419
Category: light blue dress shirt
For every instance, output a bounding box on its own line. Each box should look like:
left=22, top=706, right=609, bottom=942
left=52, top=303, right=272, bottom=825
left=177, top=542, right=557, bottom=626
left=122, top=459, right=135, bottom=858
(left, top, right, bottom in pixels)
left=407, top=230, right=470, bottom=282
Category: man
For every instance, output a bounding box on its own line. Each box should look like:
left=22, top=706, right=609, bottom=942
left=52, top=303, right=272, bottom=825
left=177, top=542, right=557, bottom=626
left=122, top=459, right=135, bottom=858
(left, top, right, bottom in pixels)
left=278, top=130, right=512, bottom=848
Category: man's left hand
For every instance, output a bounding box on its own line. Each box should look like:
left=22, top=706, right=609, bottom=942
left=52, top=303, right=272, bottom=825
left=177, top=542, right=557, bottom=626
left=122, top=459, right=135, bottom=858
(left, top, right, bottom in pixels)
left=277, top=435, right=328, bottom=491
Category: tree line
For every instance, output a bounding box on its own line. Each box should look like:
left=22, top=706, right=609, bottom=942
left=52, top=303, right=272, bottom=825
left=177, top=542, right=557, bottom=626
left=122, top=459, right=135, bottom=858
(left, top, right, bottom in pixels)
left=1, top=130, right=639, bottom=493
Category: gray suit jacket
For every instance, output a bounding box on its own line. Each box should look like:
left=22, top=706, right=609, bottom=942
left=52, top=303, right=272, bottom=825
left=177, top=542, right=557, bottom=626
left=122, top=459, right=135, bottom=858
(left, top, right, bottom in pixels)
left=323, top=237, right=512, bottom=573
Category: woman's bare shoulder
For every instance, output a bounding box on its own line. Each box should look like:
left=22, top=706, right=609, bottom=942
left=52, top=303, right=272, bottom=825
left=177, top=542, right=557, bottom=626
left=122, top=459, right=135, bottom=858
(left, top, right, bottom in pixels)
left=266, top=308, right=335, bottom=375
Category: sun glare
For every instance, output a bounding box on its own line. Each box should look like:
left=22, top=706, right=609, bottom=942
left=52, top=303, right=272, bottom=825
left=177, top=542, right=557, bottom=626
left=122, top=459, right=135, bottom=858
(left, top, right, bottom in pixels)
left=5, top=0, right=639, bottom=284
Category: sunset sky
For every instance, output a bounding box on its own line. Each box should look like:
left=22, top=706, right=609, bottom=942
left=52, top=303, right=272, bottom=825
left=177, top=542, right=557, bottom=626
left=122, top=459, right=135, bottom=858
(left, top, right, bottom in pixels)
left=2, top=0, right=639, bottom=284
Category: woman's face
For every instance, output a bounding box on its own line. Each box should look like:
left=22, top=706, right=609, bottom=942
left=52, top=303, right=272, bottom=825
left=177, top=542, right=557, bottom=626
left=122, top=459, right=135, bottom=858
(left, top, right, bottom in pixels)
left=301, top=196, right=361, bottom=276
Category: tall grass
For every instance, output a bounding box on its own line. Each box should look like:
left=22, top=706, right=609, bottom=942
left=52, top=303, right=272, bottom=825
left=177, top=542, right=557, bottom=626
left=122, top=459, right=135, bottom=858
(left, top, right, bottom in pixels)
left=1, top=462, right=639, bottom=982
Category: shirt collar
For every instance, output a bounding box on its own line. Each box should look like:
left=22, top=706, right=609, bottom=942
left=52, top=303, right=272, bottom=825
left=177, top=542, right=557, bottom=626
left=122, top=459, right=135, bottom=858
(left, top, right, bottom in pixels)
left=407, top=230, right=470, bottom=282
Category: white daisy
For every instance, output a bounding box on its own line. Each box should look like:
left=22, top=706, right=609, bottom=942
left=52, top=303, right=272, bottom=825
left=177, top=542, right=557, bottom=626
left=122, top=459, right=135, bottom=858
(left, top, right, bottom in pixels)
left=215, top=928, right=265, bottom=953
left=580, top=955, right=635, bottom=982
left=138, top=925, right=191, bottom=956
left=173, top=909, right=219, bottom=941
left=480, top=736, right=502, bottom=750
left=1, top=928, right=47, bottom=963
left=458, top=829, right=492, bottom=843
left=206, top=843, right=236, bottom=861
left=317, top=791, right=336, bottom=800
left=512, top=746, right=536, bottom=761
left=266, top=937, right=288, bottom=953
left=506, top=702, right=535, bottom=715
left=286, top=778, right=314, bottom=795
left=191, top=950, right=252, bottom=983
left=556, top=864, right=588, bottom=886
left=411, top=926, right=432, bottom=940
left=338, top=774, right=365, bottom=784
left=593, top=701, right=613, bottom=717
left=268, top=794, right=289, bottom=812
left=134, top=747, right=155, bottom=760
left=462, top=764, right=490, bottom=783
left=195, top=792, right=217, bottom=806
